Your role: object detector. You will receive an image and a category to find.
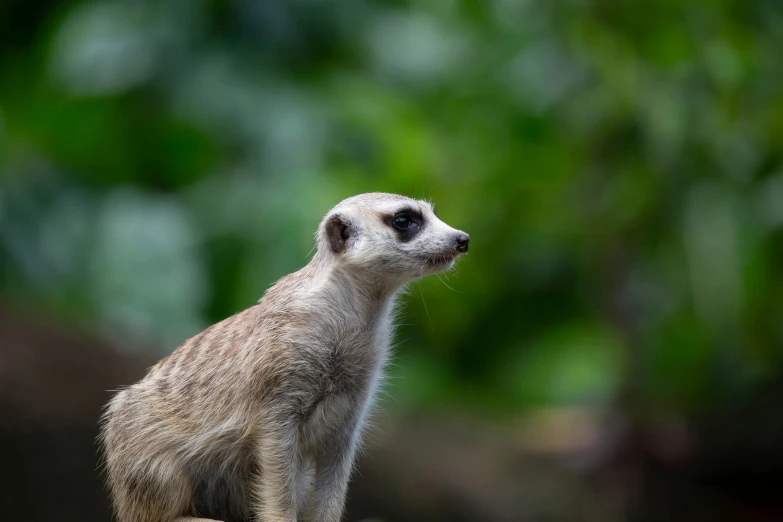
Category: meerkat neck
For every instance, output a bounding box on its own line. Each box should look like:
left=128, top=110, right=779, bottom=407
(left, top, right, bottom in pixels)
left=307, top=250, right=402, bottom=322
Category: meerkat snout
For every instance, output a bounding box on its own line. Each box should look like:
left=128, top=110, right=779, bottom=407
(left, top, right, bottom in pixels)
left=101, top=192, right=468, bottom=522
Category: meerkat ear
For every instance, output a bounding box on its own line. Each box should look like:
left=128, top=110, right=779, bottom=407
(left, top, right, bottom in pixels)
left=324, top=213, right=352, bottom=254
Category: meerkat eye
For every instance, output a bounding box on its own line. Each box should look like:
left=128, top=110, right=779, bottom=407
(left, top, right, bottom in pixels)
left=386, top=210, right=423, bottom=240
left=393, top=213, right=411, bottom=230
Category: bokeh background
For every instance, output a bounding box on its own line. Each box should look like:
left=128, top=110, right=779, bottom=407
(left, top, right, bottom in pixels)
left=2, top=0, right=783, bottom=521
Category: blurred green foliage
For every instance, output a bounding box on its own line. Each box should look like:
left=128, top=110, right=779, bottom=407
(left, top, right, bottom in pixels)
left=2, top=0, right=783, bottom=418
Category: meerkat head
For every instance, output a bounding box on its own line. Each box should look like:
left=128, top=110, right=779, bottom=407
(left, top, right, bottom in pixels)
left=317, top=192, right=469, bottom=284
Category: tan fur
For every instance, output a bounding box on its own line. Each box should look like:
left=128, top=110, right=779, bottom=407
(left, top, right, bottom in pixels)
left=100, top=193, right=469, bottom=522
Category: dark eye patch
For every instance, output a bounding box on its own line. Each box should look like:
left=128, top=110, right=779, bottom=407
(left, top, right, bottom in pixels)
left=383, top=208, right=425, bottom=242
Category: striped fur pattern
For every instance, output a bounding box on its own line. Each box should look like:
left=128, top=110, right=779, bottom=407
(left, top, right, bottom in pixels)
left=100, top=193, right=469, bottom=522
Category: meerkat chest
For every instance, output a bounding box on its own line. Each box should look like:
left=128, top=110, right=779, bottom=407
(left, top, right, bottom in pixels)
left=296, top=298, right=395, bottom=440
left=320, top=305, right=392, bottom=385
left=321, top=329, right=388, bottom=396
left=300, top=321, right=391, bottom=437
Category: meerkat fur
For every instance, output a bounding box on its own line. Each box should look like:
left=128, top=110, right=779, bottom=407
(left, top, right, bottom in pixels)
left=100, top=192, right=470, bottom=522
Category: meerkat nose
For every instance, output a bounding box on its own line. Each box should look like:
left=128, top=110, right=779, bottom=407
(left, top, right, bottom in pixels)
left=455, top=233, right=470, bottom=253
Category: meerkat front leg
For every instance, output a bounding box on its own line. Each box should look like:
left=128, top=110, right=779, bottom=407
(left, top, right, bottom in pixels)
left=303, top=421, right=362, bottom=522
left=255, top=422, right=302, bottom=522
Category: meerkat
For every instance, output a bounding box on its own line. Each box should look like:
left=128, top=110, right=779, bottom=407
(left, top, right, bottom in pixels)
left=100, top=192, right=470, bottom=522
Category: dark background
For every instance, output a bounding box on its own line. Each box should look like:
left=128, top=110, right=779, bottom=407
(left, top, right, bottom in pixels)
left=2, top=1, right=783, bottom=521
